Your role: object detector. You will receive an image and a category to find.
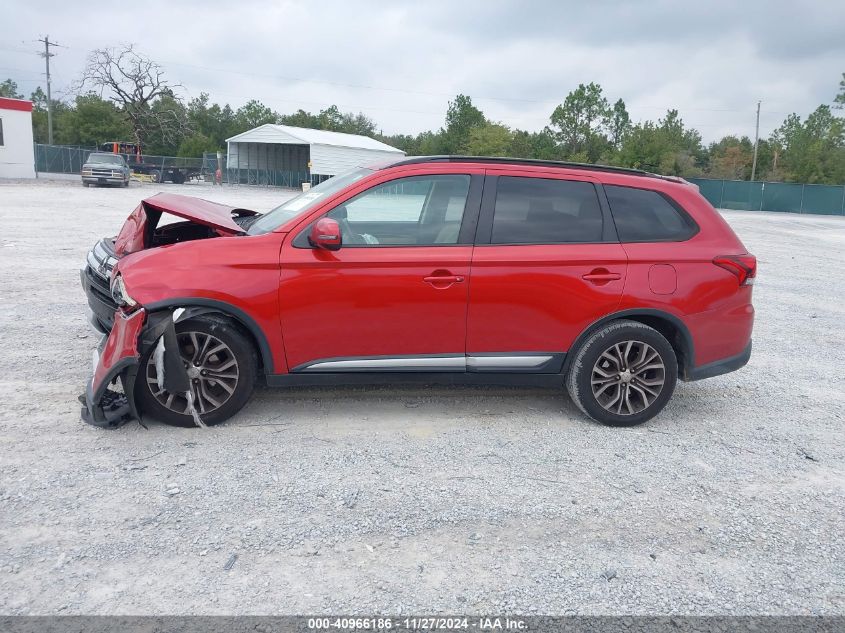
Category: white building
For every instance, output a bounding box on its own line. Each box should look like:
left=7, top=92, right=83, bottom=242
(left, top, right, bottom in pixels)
left=0, top=97, right=35, bottom=179
left=226, top=124, right=404, bottom=185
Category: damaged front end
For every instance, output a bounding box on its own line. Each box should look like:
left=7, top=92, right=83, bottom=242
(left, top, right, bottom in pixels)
left=80, top=308, right=195, bottom=429
left=80, top=192, right=263, bottom=428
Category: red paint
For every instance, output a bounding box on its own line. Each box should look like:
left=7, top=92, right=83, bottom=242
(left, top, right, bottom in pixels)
left=279, top=244, right=472, bottom=369
left=107, top=159, right=754, bottom=378
left=114, top=204, right=149, bottom=257
left=309, top=218, right=342, bottom=251
left=142, top=193, right=254, bottom=233
left=648, top=264, right=677, bottom=295
left=91, top=308, right=145, bottom=394
left=114, top=194, right=257, bottom=257
left=466, top=243, right=627, bottom=354
left=0, top=97, right=33, bottom=112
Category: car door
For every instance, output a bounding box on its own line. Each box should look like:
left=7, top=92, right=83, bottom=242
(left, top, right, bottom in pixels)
left=279, top=169, right=484, bottom=372
left=465, top=170, right=627, bottom=371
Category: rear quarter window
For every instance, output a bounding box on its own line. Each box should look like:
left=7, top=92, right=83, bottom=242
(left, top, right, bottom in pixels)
left=605, top=185, right=698, bottom=242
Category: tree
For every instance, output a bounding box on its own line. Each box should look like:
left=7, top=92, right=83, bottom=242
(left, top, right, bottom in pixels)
left=186, top=93, right=237, bottom=150
left=607, top=99, right=631, bottom=149
left=234, top=99, right=277, bottom=131
left=142, top=90, right=190, bottom=155
left=549, top=82, right=611, bottom=161
left=26, top=86, right=73, bottom=144
left=616, top=109, right=704, bottom=176
left=278, top=105, right=378, bottom=136
left=30, top=87, right=47, bottom=142
left=0, top=79, right=23, bottom=99
left=336, top=111, right=377, bottom=136
left=771, top=105, right=845, bottom=183
left=465, top=123, right=513, bottom=156
left=708, top=136, right=753, bottom=180
left=317, top=105, right=344, bottom=130
left=59, top=93, right=131, bottom=147
left=442, top=94, right=486, bottom=153
left=78, top=45, right=186, bottom=149
left=835, top=72, right=845, bottom=109
left=279, top=108, right=321, bottom=129
left=178, top=132, right=218, bottom=157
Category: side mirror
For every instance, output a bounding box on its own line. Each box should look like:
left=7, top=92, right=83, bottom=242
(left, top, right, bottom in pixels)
left=309, top=217, right=342, bottom=251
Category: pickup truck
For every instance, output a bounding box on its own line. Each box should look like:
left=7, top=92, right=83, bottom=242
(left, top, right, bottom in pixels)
left=81, top=152, right=131, bottom=188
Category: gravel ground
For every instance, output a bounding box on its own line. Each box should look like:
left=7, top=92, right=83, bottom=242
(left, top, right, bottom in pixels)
left=0, top=179, right=843, bottom=615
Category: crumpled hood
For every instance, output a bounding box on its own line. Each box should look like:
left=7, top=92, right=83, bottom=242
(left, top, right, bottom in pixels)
left=114, top=193, right=257, bottom=257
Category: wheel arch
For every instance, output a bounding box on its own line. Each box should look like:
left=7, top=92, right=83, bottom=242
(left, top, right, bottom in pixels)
left=143, top=298, right=274, bottom=374
left=563, top=309, right=694, bottom=380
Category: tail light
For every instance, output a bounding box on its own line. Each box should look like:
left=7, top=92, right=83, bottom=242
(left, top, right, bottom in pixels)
left=713, top=254, right=757, bottom=286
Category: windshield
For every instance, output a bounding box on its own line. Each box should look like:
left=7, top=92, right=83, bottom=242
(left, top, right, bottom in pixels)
left=87, top=153, right=123, bottom=165
left=248, top=167, right=373, bottom=234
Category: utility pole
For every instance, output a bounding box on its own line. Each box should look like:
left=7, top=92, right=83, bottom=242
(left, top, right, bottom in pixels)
left=750, top=100, right=761, bottom=182
left=37, top=35, right=59, bottom=145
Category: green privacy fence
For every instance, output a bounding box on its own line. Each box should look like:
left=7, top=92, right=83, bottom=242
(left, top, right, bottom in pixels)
left=688, top=178, right=845, bottom=215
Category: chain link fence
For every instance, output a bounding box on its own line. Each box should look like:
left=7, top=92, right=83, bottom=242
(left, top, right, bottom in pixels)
left=35, top=144, right=205, bottom=183
left=34, top=144, right=96, bottom=174
left=203, top=152, right=310, bottom=188
left=688, top=178, right=845, bottom=215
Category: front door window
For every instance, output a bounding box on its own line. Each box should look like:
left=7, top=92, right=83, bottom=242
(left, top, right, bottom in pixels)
left=325, top=175, right=471, bottom=246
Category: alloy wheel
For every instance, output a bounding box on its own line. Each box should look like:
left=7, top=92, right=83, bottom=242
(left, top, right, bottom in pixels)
left=590, top=340, right=666, bottom=416
left=145, top=331, right=240, bottom=415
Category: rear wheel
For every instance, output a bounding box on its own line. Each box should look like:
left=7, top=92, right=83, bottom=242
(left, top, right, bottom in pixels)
left=135, top=316, right=256, bottom=426
left=150, top=170, right=161, bottom=183
left=566, top=320, right=677, bottom=426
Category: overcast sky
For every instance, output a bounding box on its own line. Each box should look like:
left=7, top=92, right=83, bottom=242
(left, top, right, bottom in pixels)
left=2, top=0, right=843, bottom=142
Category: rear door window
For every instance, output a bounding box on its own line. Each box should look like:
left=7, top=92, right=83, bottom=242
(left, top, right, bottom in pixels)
left=605, top=185, right=698, bottom=242
left=490, top=176, right=604, bottom=244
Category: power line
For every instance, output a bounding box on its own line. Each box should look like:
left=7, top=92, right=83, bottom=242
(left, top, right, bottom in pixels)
left=50, top=41, right=801, bottom=117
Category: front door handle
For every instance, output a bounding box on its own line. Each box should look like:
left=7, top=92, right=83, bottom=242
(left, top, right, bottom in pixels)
left=582, top=269, right=622, bottom=284
left=423, top=273, right=465, bottom=288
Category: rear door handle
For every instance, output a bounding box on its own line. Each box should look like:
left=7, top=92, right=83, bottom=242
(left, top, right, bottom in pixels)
left=582, top=269, right=622, bottom=283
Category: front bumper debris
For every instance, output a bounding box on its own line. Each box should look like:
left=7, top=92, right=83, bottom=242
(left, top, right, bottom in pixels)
left=80, top=308, right=191, bottom=428
left=80, top=308, right=145, bottom=428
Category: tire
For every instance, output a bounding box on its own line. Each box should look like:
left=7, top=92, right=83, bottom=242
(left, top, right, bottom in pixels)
left=566, top=320, right=677, bottom=426
left=82, top=182, right=89, bottom=187
left=150, top=170, right=161, bottom=183
left=123, top=179, right=129, bottom=187
left=135, top=316, right=257, bottom=427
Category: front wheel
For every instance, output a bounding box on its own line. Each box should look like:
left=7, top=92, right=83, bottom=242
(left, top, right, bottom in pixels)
left=135, top=316, right=256, bottom=426
left=566, top=320, right=677, bottom=426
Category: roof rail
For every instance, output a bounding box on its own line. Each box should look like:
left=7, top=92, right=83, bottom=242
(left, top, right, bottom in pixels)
left=383, top=155, right=671, bottom=179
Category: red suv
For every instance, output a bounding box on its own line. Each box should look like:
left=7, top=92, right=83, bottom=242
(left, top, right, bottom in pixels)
left=80, top=156, right=755, bottom=429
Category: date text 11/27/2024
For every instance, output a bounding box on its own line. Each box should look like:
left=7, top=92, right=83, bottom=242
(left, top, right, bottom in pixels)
left=307, top=617, right=527, bottom=630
